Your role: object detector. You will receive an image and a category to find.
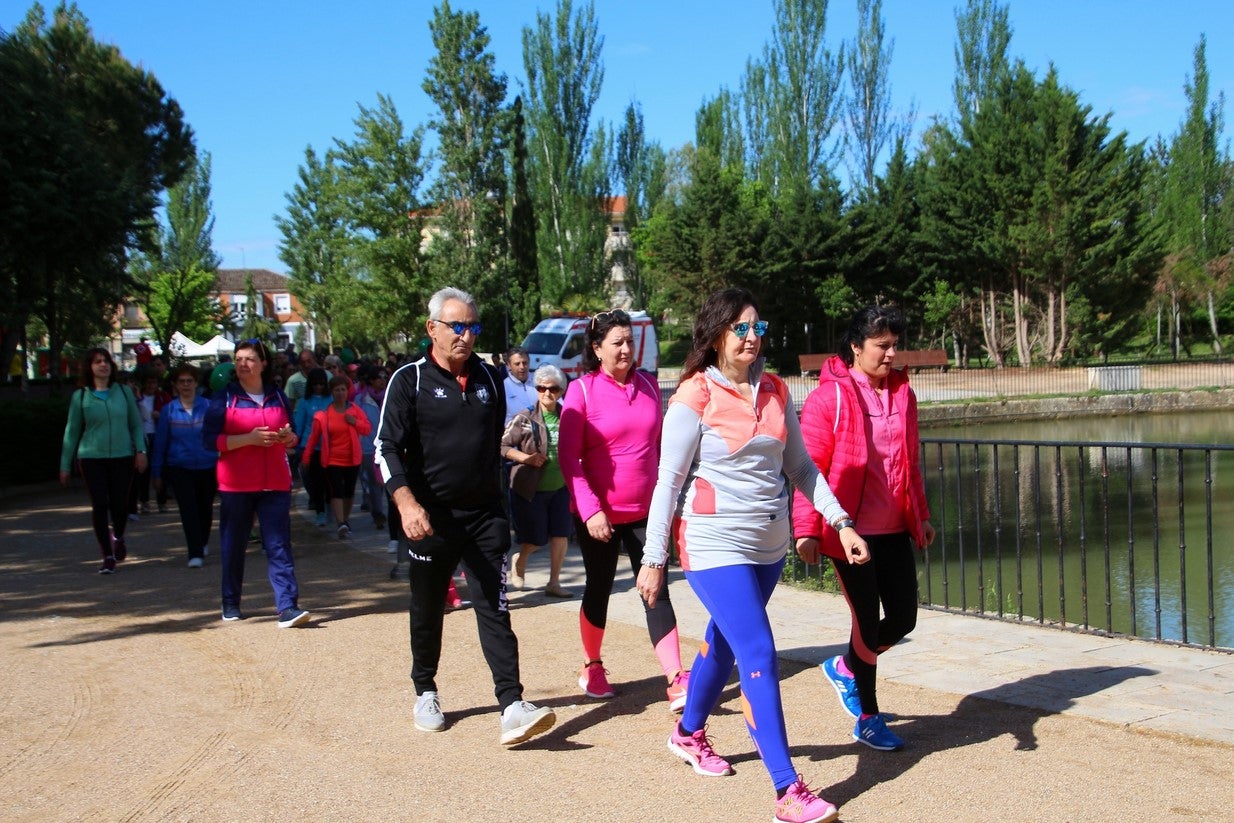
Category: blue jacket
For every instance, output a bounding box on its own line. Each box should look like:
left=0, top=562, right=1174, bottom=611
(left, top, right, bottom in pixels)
left=152, top=398, right=218, bottom=477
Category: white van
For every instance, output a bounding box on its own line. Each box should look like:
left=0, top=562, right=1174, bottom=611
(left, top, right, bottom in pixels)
left=522, top=311, right=658, bottom=381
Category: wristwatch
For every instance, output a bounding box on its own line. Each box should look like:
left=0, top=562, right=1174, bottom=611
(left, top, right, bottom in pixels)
left=832, top=517, right=856, bottom=531
left=642, top=561, right=665, bottom=569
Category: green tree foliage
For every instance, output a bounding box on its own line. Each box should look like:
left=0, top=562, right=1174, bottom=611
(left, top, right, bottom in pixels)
left=423, top=0, right=511, bottom=347
left=276, top=147, right=350, bottom=352
left=507, top=95, right=541, bottom=341
left=843, top=0, right=912, bottom=196
left=1158, top=36, right=1231, bottom=356
left=952, top=0, right=1012, bottom=128
left=920, top=63, right=1159, bottom=365
left=741, top=0, right=845, bottom=198
left=332, top=95, right=429, bottom=346
left=131, top=152, right=223, bottom=354
left=234, top=273, right=281, bottom=343
left=522, top=0, right=611, bottom=308
left=0, top=1, right=193, bottom=384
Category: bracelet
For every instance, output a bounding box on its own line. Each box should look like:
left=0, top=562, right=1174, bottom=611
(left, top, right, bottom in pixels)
left=642, top=561, right=665, bottom=570
left=832, top=518, right=855, bottom=531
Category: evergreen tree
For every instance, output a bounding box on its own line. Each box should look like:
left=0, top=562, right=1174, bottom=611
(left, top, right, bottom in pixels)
left=507, top=95, right=541, bottom=341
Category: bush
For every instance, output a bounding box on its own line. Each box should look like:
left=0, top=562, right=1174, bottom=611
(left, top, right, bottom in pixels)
left=0, top=397, right=69, bottom=487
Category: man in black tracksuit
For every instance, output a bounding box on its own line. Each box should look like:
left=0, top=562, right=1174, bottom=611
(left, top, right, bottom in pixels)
left=375, top=286, right=555, bottom=746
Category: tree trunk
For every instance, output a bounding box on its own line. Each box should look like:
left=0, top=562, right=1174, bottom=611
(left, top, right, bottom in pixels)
left=1206, top=289, right=1223, bottom=355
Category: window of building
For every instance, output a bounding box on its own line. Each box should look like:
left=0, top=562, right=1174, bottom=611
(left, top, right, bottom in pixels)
left=274, top=293, right=291, bottom=315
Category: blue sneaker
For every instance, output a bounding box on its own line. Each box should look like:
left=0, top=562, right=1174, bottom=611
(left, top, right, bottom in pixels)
left=821, top=656, right=860, bottom=719
left=853, top=713, right=903, bottom=751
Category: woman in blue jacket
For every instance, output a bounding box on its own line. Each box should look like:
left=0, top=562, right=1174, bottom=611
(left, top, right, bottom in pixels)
left=152, top=363, right=218, bottom=568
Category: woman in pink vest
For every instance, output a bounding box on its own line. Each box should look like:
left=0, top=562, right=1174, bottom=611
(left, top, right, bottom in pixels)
left=559, top=308, right=688, bottom=711
left=793, top=305, right=935, bottom=752
left=203, top=340, right=309, bottom=628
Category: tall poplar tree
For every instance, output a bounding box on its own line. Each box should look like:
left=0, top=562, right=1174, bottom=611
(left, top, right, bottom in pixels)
left=843, top=0, right=912, bottom=196
left=423, top=0, right=510, bottom=343
left=522, top=0, right=610, bottom=307
left=1159, top=36, right=1230, bottom=355
left=952, top=0, right=1012, bottom=127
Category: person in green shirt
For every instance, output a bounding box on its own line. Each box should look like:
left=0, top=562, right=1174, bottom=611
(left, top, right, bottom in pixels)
left=500, top=364, right=573, bottom=598
left=59, top=348, right=147, bottom=574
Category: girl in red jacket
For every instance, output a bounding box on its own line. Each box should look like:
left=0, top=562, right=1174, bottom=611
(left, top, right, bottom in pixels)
left=303, top=375, right=371, bottom=539
left=793, top=305, right=935, bottom=752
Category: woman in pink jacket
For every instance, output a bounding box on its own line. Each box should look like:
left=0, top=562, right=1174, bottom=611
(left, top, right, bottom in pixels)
left=559, top=308, right=688, bottom=711
left=793, top=305, right=935, bottom=752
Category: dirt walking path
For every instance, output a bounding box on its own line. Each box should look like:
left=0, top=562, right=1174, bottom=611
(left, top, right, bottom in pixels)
left=1, top=489, right=1230, bottom=822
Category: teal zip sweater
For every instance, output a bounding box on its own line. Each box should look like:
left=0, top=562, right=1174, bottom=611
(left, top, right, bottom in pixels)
left=60, top=385, right=145, bottom=472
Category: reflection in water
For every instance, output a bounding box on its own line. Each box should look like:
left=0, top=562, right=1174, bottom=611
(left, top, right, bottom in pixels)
left=919, top=410, right=1234, bottom=649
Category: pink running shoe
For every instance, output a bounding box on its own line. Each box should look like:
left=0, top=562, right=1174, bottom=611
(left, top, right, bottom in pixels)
left=445, top=578, right=466, bottom=610
left=774, top=776, right=838, bottom=823
left=666, top=670, right=690, bottom=713
left=668, top=724, right=733, bottom=777
left=578, top=660, right=615, bottom=698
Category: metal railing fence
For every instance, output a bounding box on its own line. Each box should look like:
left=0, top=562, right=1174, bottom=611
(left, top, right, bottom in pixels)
left=786, top=437, right=1233, bottom=652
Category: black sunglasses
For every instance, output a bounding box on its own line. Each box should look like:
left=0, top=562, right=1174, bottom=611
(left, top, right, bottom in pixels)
left=536, top=385, right=563, bottom=394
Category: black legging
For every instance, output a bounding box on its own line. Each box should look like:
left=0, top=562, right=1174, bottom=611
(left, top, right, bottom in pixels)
left=78, top=457, right=135, bottom=550
left=831, top=531, right=919, bottom=716
left=304, top=451, right=326, bottom=513
left=163, top=465, right=217, bottom=559
left=574, top=516, right=677, bottom=648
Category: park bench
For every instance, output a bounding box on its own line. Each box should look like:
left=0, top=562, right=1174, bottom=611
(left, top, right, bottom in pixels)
left=798, top=349, right=949, bottom=376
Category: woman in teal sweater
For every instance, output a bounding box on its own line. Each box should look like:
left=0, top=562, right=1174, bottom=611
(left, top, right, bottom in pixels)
left=59, top=348, right=147, bottom=573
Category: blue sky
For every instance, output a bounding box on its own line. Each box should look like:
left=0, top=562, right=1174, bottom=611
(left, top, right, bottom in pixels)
left=4, top=1, right=1232, bottom=274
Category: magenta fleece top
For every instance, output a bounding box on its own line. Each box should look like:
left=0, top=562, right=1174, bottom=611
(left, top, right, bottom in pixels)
left=558, top=369, right=662, bottom=525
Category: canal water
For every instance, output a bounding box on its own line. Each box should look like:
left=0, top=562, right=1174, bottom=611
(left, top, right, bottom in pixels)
left=917, top=409, right=1233, bottom=649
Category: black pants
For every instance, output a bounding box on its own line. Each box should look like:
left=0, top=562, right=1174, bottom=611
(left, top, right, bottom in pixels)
left=78, top=457, right=134, bottom=550
left=163, top=465, right=217, bottom=559
left=832, top=530, right=919, bottom=716
left=304, top=451, right=326, bottom=513
left=574, top=516, right=677, bottom=649
left=406, top=505, right=521, bottom=711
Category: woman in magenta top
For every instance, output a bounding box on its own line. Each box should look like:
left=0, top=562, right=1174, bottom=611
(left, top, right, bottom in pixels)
left=559, top=309, right=689, bottom=711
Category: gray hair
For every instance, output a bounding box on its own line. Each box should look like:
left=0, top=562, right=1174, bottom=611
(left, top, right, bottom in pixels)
left=428, top=286, right=478, bottom=319
left=323, top=354, right=343, bottom=369
left=534, top=364, right=567, bottom=389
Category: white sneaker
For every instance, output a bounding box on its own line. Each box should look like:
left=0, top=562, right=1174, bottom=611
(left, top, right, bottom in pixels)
left=387, top=540, right=399, bottom=554
left=414, top=691, right=446, bottom=732
left=187, top=557, right=204, bottom=569
left=499, top=700, right=555, bottom=746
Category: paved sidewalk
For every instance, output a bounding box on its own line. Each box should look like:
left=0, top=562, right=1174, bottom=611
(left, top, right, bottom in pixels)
left=329, top=501, right=1234, bottom=748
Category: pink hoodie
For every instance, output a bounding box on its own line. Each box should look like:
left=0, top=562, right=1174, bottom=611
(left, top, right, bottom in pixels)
left=792, top=355, right=930, bottom=560
left=558, top=369, right=662, bottom=525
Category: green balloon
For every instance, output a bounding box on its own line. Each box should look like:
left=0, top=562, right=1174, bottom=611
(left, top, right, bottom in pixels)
left=209, top=362, right=235, bottom=393
left=339, top=346, right=356, bottom=365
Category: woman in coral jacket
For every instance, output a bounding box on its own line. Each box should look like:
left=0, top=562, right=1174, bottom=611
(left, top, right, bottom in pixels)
left=641, top=287, right=867, bottom=823
left=203, top=339, right=309, bottom=628
left=302, top=375, right=371, bottom=540
left=793, top=304, right=935, bottom=753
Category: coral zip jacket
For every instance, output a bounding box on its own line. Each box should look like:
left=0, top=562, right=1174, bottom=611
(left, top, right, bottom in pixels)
left=792, top=355, right=930, bottom=560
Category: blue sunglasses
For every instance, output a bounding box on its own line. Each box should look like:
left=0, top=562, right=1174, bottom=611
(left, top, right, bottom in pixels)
left=435, top=320, right=483, bottom=337
left=730, top=320, right=769, bottom=338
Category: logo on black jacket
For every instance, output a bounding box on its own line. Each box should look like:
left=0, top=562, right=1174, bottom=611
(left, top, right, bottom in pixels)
left=476, top=385, right=491, bottom=404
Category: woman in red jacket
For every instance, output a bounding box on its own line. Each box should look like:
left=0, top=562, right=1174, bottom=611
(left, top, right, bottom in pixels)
left=793, top=305, right=935, bottom=752
left=303, top=375, right=371, bottom=539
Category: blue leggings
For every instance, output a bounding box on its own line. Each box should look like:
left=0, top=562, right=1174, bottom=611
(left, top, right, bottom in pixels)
left=682, top=556, right=796, bottom=792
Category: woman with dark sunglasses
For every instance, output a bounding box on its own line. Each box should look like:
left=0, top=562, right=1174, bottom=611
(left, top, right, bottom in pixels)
left=501, top=364, right=573, bottom=598
left=559, top=307, right=690, bottom=711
